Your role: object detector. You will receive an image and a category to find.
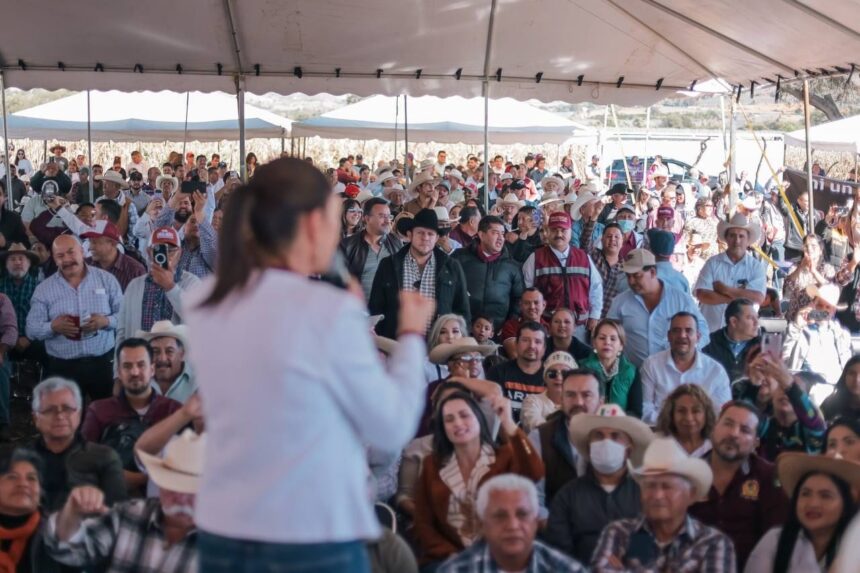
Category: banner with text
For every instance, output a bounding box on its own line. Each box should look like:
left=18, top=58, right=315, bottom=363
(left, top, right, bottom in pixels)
left=783, top=168, right=859, bottom=208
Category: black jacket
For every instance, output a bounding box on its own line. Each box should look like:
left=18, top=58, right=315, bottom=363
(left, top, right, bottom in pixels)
left=702, top=327, right=761, bottom=383
left=339, top=231, right=403, bottom=278
left=29, top=169, right=72, bottom=197
left=0, top=208, right=30, bottom=249
left=452, top=243, right=524, bottom=330
left=369, top=245, right=470, bottom=339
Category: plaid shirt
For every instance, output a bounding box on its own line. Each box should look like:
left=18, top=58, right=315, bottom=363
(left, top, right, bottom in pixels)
left=591, top=248, right=625, bottom=319
left=0, top=273, right=39, bottom=332
left=45, top=498, right=197, bottom=573
left=403, top=251, right=437, bottom=300
left=439, top=539, right=587, bottom=573
left=155, top=205, right=218, bottom=278
left=591, top=515, right=736, bottom=573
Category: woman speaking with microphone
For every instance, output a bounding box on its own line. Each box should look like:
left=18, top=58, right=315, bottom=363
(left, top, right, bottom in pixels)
left=184, top=157, right=434, bottom=572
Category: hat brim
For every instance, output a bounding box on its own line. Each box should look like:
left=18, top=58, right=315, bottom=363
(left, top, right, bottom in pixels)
left=629, top=458, right=712, bottom=500
left=716, top=220, right=761, bottom=244
left=407, top=174, right=435, bottom=194
left=0, top=250, right=40, bottom=267
left=777, top=452, right=860, bottom=498
left=50, top=146, right=66, bottom=152
left=95, top=174, right=130, bottom=189
left=429, top=342, right=495, bottom=365
left=568, top=415, right=654, bottom=467
left=568, top=193, right=600, bottom=221
left=136, top=329, right=189, bottom=348
left=136, top=449, right=200, bottom=494
left=804, top=285, right=849, bottom=311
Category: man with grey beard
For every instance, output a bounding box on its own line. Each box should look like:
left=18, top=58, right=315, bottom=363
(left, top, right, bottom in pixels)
left=0, top=243, right=45, bottom=367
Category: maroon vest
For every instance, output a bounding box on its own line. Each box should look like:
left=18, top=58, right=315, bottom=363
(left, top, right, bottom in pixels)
left=533, top=245, right=591, bottom=324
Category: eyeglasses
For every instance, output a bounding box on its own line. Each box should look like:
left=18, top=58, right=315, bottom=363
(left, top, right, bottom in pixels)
left=38, top=405, right=78, bottom=417
left=546, top=368, right=573, bottom=380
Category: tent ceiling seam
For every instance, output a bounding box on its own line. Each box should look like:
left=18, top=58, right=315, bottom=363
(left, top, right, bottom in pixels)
left=222, top=0, right=244, bottom=75
left=781, top=0, right=860, bottom=41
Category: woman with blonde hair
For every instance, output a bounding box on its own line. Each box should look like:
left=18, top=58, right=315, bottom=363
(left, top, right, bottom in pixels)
left=579, top=318, right=641, bottom=417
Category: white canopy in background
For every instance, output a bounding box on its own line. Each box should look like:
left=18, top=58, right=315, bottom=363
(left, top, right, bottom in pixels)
left=784, top=114, right=860, bottom=154
left=8, top=91, right=291, bottom=142
left=0, top=1, right=856, bottom=106
left=292, top=95, right=596, bottom=145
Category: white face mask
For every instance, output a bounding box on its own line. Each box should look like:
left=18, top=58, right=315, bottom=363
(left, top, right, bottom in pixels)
left=589, top=438, right=628, bottom=474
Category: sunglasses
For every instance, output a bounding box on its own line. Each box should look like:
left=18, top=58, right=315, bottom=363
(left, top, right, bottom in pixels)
left=546, top=368, right=573, bottom=380
left=347, top=208, right=362, bottom=214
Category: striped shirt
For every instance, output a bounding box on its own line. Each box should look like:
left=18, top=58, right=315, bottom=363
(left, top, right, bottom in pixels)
left=440, top=539, right=587, bottom=573
left=45, top=498, right=197, bottom=573
left=26, top=265, right=122, bottom=359
left=591, top=515, right=737, bottom=573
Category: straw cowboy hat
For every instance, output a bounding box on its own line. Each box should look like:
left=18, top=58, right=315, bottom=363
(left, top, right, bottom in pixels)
left=567, top=191, right=601, bottom=221
left=776, top=452, right=860, bottom=498
left=716, top=212, right=761, bottom=244
left=582, top=180, right=605, bottom=195
left=135, top=320, right=189, bottom=347
left=355, top=190, right=374, bottom=203
left=136, top=429, right=204, bottom=494
left=569, top=404, right=654, bottom=466
left=429, top=336, right=495, bottom=365
left=447, top=169, right=465, bottom=183
left=806, top=283, right=848, bottom=310
left=408, top=171, right=435, bottom=194
left=541, top=175, right=564, bottom=194
left=49, top=144, right=66, bottom=153
left=628, top=436, right=713, bottom=500
left=383, top=183, right=406, bottom=200
left=538, top=191, right=563, bottom=207
left=376, top=170, right=395, bottom=185
left=155, top=175, right=178, bottom=191
left=95, top=170, right=129, bottom=189
left=0, top=243, right=40, bottom=267
left=499, top=193, right=524, bottom=208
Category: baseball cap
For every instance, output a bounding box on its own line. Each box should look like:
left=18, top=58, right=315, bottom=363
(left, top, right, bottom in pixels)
left=344, top=184, right=361, bottom=199
left=150, top=227, right=181, bottom=247
left=510, top=180, right=527, bottom=192
left=544, top=351, right=578, bottom=370
left=80, top=221, right=121, bottom=243
left=646, top=229, right=675, bottom=257
left=621, top=249, right=656, bottom=273
left=656, top=206, right=675, bottom=219
left=548, top=212, right=572, bottom=229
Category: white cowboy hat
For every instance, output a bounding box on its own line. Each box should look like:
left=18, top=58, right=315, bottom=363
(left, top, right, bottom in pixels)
left=582, top=180, right=605, bottom=195
left=567, top=191, right=601, bottom=221
left=498, top=193, right=524, bottom=208
left=569, top=404, right=654, bottom=466
left=417, top=158, right=436, bottom=173
left=628, top=436, right=713, bottom=500
left=499, top=172, right=513, bottom=181
left=541, top=175, right=564, bottom=193
left=432, top=206, right=458, bottom=226
left=95, top=170, right=129, bottom=189
left=355, top=190, right=374, bottom=203
left=806, top=283, right=848, bottom=310
left=135, top=320, right=189, bottom=347
left=408, top=171, right=435, bottom=194
left=382, top=183, right=406, bottom=199
left=447, top=169, right=465, bottom=183
left=376, top=170, right=395, bottom=185
left=538, top=192, right=563, bottom=207
left=429, top=336, right=495, bottom=365
left=652, top=165, right=669, bottom=179
left=155, top=175, right=178, bottom=190
left=136, top=429, right=204, bottom=494
left=777, top=452, right=860, bottom=497
left=716, top=212, right=761, bottom=244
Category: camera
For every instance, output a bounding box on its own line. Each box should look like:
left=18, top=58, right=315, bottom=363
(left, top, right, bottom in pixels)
left=152, top=244, right=170, bottom=270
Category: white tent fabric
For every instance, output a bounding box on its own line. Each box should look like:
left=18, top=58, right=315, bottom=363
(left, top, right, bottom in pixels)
left=8, top=91, right=291, bottom=142
left=785, top=115, right=860, bottom=154
left=0, top=1, right=856, bottom=106
left=292, top=96, right=596, bottom=145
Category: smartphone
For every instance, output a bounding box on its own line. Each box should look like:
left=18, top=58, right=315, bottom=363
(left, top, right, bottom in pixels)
left=761, top=332, right=783, bottom=357
left=152, top=244, right=170, bottom=270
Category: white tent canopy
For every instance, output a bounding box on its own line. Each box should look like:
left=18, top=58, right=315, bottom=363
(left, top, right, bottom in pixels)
left=785, top=114, right=860, bottom=154
left=292, top=95, right=596, bottom=145
left=8, top=91, right=291, bottom=142
left=0, top=1, right=856, bottom=106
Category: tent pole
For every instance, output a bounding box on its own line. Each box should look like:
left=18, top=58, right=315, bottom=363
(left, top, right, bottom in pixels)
left=280, top=132, right=285, bottom=154
left=802, top=79, right=814, bottom=230
left=182, top=92, right=190, bottom=157
left=601, top=107, right=609, bottom=186
left=483, top=80, right=490, bottom=213
left=610, top=105, right=631, bottom=189
left=87, top=90, right=94, bottom=203
left=236, top=76, right=246, bottom=180
left=729, top=98, right=736, bottom=214
left=643, top=106, right=651, bottom=187
left=404, top=95, right=409, bottom=183
left=720, top=96, right=728, bottom=165
left=393, top=96, right=399, bottom=167
left=43, top=140, right=47, bottom=164
left=0, top=73, right=11, bottom=211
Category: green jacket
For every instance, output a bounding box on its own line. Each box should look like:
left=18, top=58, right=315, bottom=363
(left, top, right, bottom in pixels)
left=579, top=353, right=642, bottom=418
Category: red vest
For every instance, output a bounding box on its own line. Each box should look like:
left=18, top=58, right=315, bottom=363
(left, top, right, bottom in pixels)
left=534, top=245, right=591, bottom=324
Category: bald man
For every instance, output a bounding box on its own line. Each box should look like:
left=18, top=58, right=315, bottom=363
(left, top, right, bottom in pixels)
left=26, top=235, right=123, bottom=400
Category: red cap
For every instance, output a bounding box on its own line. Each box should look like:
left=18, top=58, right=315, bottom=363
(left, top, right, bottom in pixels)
left=344, top=184, right=361, bottom=198
left=548, top=211, right=572, bottom=229
left=657, top=206, right=675, bottom=219
left=80, top=221, right=121, bottom=242
left=150, top=227, right=181, bottom=247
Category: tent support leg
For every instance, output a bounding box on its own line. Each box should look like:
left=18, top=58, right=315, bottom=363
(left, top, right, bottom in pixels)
left=404, top=95, right=409, bottom=182
left=43, top=140, right=47, bottom=164
left=802, top=79, right=815, bottom=230
left=729, top=98, right=737, bottom=213
left=182, top=92, right=190, bottom=157
left=281, top=134, right=285, bottom=154
left=0, top=73, right=11, bottom=211
left=87, top=90, right=94, bottom=203
left=483, top=80, right=490, bottom=214
left=643, top=107, right=651, bottom=187
left=236, top=77, right=246, bottom=180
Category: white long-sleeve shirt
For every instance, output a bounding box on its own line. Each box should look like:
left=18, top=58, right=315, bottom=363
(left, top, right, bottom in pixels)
left=183, top=269, right=427, bottom=543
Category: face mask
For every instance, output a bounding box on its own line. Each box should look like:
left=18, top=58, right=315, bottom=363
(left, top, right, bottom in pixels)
left=589, top=439, right=627, bottom=474
left=617, top=219, right=635, bottom=234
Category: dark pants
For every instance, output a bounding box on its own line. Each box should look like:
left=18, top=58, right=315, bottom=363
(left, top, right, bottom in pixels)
left=0, top=360, right=11, bottom=425
left=197, top=532, right=371, bottom=573
left=46, top=350, right=114, bottom=401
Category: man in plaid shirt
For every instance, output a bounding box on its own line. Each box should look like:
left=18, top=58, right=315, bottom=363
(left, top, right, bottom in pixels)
left=439, top=474, right=586, bottom=573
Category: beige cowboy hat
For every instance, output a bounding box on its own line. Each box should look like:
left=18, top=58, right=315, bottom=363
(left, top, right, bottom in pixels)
left=429, top=336, right=495, bottom=365
left=0, top=242, right=40, bottom=267
left=135, top=320, right=189, bottom=348
left=136, top=429, right=204, bottom=494
left=628, top=436, right=713, bottom=500
left=155, top=174, right=178, bottom=191
left=432, top=206, right=458, bottom=227
left=498, top=193, right=524, bottom=208
left=382, top=183, right=406, bottom=199
left=447, top=168, right=465, bottom=183
left=652, top=165, right=669, bottom=179
left=376, top=170, right=395, bottom=185
left=716, top=212, right=761, bottom=244
left=355, top=190, right=374, bottom=203
left=538, top=191, right=563, bottom=207
left=806, top=283, right=848, bottom=311
left=777, top=452, right=860, bottom=498
left=541, top=175, right=564, bottom=193
left=408, top=171, right=435, bottom=194
left=95, top=170, right=129, bottom=189
left=569, top=404, right=655, bottom=466
left=567, top=191, right=602, bottom=221
left=49, top=144, right=66, bottom=153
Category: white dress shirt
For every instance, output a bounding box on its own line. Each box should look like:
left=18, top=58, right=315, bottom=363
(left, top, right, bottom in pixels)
left=640, top=349, right=731, bottom=424
left=183, top=269, right=427, bottom=543
left=695, top=251, right=766, bottom=333
left=744, top=528, right=822, bottom=573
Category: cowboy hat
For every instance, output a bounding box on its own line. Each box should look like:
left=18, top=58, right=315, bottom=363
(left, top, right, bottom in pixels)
left=538, top=192, right=563, bottom=207
left=567, top=192, right=601, bottom=221
left=417, top=158, right=436, bottom=173
left=136, top=429, right=204, bottom=494
left=432, top=206, right=458, bottom=227
left=498, top=193, right=524, bottom=208
left=628, top=436, right=713, bottom=500
left=135, top=320, right=189, bottom=348
left=429, top=336, right=495, bottom=365
left=447, top=169, right=465, bottom=183
left=569, top=404, right=655, bottom=466
left=49, top=144, right=66, bottom=153
left=776, top=452, right=860, bottom=498
left=355, top=190, right=374, bottom=203
left=716, top=212, right=761, bottom=244
left=652, top=165, right=669, bottom=179
left=376, top=170, right=395, bottom=185
left=95, top=170, right=129, bottom=189
left=382, top=183, right=406, bottom=199
left=0, top=243, right=40, bottom=267
left=806, top=283, right=848, bottom=310
left=541, top=176, right=564, bottom=193
left=402, top=208, right=441, bottom=235
left=582, top=181, right=605, bottom=195
left=155, top=174, right=178, bottom=190
left=407, top=171, right=435, bottom=194
left=688, top=231, right=711, bottom=249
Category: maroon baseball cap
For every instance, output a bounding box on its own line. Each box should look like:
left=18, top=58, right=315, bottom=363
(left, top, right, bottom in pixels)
left=80, top=221, right=121, bottom=243
left=657, top=206, right=675, bottom=219
left=548, top=211, right=572, bottom=229
left=150, top=227, right=181, bottom=247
